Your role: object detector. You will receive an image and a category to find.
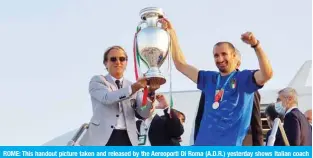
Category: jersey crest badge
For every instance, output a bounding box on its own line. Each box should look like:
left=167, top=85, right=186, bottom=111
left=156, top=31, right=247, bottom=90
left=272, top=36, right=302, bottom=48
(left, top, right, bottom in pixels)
left=230, top=78, right=236, bottom=89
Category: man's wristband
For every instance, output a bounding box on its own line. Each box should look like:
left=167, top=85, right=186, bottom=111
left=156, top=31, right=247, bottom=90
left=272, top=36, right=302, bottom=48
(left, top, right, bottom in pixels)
left=251, top=40, right=260, bottom=48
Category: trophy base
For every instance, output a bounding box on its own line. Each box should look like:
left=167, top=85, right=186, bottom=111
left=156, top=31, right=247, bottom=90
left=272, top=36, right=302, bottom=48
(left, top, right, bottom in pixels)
left=146, top=76, right=166, bottom=86
left=144, top=67, right=166, bottom=85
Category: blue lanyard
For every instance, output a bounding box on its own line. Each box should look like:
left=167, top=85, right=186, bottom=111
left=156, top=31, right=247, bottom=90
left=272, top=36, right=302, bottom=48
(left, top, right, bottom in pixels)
left=216, top=71, right=236, bottom=90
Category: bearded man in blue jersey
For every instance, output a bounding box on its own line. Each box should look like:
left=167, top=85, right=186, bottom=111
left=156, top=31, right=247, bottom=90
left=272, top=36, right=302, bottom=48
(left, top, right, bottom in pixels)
left=160, top=19, right=273, bottom=146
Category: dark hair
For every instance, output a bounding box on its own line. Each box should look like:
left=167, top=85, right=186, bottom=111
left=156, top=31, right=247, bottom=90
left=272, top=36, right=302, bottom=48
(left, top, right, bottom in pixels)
left=103, top=46, right=128, bottom=65
left=265, top=104, right=284, bottom=122
left=214, top=41, right=236, bottom=53
left=172, top=109, right=185, bottom=122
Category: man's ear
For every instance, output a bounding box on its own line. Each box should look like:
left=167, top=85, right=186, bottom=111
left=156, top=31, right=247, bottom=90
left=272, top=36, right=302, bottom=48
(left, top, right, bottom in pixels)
left=124, top=60, right=128, bottom=70
left=237, top=61, right=241, bottom=67
left=104, top=62, right=108, bottom=70
left=231, top=52, right=235, bottom=58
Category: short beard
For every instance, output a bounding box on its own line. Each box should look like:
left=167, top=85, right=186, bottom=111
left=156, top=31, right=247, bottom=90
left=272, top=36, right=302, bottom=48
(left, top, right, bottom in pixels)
left=218, top=67, right=228, bottom=73
left=218, top=69, right=226, bottom=73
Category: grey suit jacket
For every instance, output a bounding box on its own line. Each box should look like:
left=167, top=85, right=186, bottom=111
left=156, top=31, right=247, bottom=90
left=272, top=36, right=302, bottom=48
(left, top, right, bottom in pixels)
left=80, top=74, right=146, bottom=146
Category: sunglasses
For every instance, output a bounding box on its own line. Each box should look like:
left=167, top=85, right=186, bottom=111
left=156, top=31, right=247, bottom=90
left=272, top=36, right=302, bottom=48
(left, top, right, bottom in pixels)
left=109, top=57, right=127, bottom=62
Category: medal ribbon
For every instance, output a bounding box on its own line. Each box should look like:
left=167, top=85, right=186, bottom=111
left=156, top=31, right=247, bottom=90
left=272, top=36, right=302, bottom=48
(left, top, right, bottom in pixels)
left=214, top=71, right=236, bottom=103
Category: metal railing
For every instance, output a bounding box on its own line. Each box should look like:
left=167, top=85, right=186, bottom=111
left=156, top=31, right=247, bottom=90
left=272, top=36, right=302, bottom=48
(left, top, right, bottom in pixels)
left=266, top=118, right=290, bottom=146
left=67, top=123, right=89, bottom=146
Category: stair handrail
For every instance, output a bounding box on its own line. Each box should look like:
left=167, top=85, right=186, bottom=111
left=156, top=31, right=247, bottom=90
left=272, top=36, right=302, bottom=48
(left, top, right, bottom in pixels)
left=67, top=123, right=89, bottom=146
left=266, top=118, right=290, bottom=146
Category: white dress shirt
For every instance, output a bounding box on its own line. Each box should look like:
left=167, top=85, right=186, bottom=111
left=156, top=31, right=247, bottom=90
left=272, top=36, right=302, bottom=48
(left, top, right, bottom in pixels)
left=138, top=112, right=156, bottom=146
left=110, top=75, right=126, bottom=130
left=285, top=106, right=298, bottom=116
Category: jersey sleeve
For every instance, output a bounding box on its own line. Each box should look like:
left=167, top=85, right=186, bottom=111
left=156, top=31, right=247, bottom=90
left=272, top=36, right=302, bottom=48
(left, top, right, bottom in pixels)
left=238, top=69, right=263, bottom=93
left=197, top=70, right=218, bottom=91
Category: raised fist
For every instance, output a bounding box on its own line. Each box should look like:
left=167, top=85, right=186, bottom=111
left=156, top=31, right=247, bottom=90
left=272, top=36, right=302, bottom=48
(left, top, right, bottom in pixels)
left=241, top=32, right=258, bottom=46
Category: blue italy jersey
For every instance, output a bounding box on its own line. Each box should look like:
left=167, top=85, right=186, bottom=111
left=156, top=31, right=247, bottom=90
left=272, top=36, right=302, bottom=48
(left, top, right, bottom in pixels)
left=195, top=70, right=263, bottom=146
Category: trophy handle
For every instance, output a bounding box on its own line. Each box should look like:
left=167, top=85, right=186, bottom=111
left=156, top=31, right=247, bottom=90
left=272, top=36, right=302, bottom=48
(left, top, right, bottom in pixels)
left=137, top=21, right=146, bottom=30
left=159, top=29, right=171, bottom=68
left=135, top=22, right=151, bottom=70
left=157, top=47, right=169, bottom=68
left=156, top=20, right=163, bottom=28
left=137, top=41, right=151, bottom=68
left=153, top=18, right=170, bottom=68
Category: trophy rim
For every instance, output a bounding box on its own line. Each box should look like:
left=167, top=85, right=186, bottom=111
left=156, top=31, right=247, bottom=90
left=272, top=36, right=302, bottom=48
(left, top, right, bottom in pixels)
left=139, top=7, right=164, bottom=19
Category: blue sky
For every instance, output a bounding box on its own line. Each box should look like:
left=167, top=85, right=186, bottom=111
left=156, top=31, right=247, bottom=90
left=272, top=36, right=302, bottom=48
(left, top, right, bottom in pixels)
left=0, top=0, right=311, bottom=145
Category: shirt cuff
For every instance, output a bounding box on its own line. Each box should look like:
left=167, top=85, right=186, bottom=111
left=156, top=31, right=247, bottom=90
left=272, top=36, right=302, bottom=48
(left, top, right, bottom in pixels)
left=252, top=70, right=264, bottom=88
left=127, top=85, right=132, bottom=95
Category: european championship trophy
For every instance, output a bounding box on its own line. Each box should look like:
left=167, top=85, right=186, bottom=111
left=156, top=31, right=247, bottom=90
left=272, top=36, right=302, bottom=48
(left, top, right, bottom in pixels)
left=133, top=7, right=173, bottom=118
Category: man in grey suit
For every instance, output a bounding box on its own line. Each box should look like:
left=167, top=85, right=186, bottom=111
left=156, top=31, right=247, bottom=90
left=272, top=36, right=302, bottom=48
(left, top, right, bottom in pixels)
left=80, top=46, right=159, bottom=146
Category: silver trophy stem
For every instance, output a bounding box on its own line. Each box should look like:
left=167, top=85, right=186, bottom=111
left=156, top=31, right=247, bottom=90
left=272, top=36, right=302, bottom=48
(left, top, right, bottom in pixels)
left=146, top=16, right=158, bottom=27
left=144, top=67, right=166, bottom=85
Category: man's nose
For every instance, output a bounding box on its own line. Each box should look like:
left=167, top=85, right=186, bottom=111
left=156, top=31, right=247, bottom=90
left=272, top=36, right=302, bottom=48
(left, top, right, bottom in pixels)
left=216, top=56, right=223, bottom=62
left=115, top=59, right=122, bottom=64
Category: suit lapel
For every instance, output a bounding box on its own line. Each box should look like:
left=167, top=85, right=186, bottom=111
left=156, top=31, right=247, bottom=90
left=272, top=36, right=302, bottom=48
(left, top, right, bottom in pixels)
left=104, top=75, right=117, bottom=91
left=122, top=78, right=131, bottom=88
left=121, top=79, right=132, bottom=113
left=105, top=74, right=130, bottom=90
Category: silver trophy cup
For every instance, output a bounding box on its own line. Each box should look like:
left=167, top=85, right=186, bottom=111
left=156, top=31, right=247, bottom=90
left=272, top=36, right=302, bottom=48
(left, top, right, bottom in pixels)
left=135, top=7, right=170, bottom=85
